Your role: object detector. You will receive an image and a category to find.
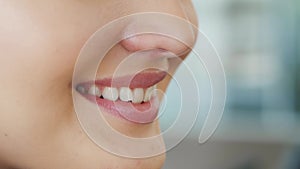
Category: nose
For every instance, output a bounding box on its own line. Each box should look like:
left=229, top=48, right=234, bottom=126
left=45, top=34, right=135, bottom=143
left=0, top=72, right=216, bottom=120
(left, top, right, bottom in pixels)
left=121, top=33, right=193, bottom=56
left=120, top=15, right=196, bottom=56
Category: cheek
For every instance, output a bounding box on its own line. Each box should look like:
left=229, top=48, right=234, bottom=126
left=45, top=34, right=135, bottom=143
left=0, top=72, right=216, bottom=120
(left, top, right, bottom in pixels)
left=0, top=4, right=86, bottom=159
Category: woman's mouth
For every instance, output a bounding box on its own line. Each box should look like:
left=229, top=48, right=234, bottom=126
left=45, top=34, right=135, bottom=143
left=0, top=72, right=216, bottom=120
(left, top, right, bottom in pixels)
left=75, top=70, right=167, bottom=124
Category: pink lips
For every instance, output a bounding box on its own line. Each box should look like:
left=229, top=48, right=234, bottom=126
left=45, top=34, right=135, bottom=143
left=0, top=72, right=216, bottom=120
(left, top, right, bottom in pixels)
left=94, top=70, right=167, bottom=88
left=77, top=70, right=167, bottom=124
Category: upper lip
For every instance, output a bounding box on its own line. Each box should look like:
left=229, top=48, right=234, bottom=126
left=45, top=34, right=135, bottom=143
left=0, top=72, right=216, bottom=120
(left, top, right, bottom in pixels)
left=81, top=69, right=167, bottom=88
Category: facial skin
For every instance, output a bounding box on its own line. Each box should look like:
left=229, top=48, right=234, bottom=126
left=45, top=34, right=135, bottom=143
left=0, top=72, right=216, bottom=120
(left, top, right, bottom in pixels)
left=0, top=1, right=197, bottom=169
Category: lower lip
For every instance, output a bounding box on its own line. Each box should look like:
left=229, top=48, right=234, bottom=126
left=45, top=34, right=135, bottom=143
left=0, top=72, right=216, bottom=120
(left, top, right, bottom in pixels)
left=81, top=94, right=160, bottom=124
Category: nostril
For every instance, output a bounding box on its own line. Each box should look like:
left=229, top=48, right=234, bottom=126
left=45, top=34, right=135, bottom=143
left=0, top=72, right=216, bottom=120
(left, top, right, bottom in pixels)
left=120, top=34, right=191, bottom=56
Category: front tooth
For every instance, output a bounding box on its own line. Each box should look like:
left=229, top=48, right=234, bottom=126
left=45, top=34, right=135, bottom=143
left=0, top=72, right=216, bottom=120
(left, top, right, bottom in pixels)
left=144, top=85, right=156, bottom=102
left=102, top=87, right=118, bottom=101
left=88, top=85, right=101, bottom=97
left=132, top=88, right=144, bottom=104
left=119, top=87, right=133, bottom=102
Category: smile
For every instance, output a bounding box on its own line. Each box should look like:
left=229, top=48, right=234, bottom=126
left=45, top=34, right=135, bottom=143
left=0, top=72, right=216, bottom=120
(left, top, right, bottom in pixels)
left=76, top=70, right=167, bottom=124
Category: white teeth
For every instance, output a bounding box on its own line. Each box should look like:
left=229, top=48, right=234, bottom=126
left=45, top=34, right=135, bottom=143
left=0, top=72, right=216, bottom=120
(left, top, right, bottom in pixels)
left=119, top=87, right=133, bottom=102
left=88, top=85, right=101, bottom=97
left=132, top=88, right=144, bottom=104
left=144, top=85, right=156, bottom=102
left=81, top=85, right=157, bottom=103
left=102, top=87, right=119, bottom=101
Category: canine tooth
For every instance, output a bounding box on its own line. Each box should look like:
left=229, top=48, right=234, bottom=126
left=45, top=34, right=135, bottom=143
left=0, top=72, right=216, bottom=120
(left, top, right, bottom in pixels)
left=102, top=87, right=118, bottom=101
left=132, top=88, right=144, bottom=104
left=144, top=85, right=156, bottom=102
left=119, top=87, right=133, bottom=102
left=88, top=85, right=101, bottom=97
left=76, top=86, right=86, bottom=94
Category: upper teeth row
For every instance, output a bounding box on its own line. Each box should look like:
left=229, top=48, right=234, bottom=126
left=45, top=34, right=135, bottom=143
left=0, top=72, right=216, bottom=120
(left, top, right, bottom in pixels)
left=77, top=85, right=157, bottom=104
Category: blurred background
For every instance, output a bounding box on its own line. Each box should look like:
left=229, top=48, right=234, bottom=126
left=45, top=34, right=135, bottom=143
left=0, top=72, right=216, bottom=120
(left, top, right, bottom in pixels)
left=162, top=0, right=300, bottom=168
